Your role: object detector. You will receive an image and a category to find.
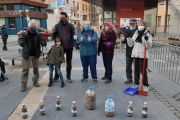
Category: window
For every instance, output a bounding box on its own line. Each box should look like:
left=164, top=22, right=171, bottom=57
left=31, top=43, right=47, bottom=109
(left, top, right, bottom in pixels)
left=73, top=1, right=75, bottom=9
left=86, top=5, right=87, bottom=12
left=0, top=4, right=3, bottom=10
left=30, top=6, right=40, bottom=12
left=66, top=0, right=69, bottom=4
left=146, top=14, right=152, bottom=28
left=31, top=19, right=41, bottom=27
left=167, top=15, right=170, bottom=26
left=46, top=9, right=54, bottom=14
left=41, top=0, right=45, bottom=2
left=77, top=2, right=79, bottom=10
left=157, top=16, right=161, bottom=26
left=74, top=13, right=79, bottom=18
left=8, top=18, right=16, bottom=28
left=83, top=15, right=87, bottom=21
left=83, top=4, right=84, bottom=11
left=7, top=4, right=14, bottom=10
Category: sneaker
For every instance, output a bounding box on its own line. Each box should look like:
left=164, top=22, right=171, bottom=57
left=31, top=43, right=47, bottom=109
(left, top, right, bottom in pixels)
left=92, top=79, right=98, bottom=83
left=48, top=81, right=52, bottom=87
left=21, top=86, right=26, bottom=92
left=81, top=78, right=87, bottom=83
left=52, top=78, right=59, bottom=83
left=124, top=79, right=133, bottom=84
left=101, top=76, right=107, bottom=80
left=143, top=86, right=149, bottom=93
left=105, top=79, right=112, bottom=83
left=33, top=82, right=40, bottom=87
left=132, top=84, right=139, bottom=89
left=67, top=78, right=73, bottom=83
left=61, top=82, right=65, bottom=88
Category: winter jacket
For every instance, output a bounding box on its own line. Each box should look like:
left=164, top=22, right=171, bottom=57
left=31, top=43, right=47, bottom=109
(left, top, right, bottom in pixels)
left=52, top=22, right=75, bottom=49
left=1, top=27, right=8, bottom=39
left=122, top=27, right=138, bottom=58
left=127, top=29, right=152, bottom=58
left=47, top=45, right=65, bottom=66
left=77, top=30, right=98, bottom=56
left=118, top=27, right=126, bottom=36
left=98, top=31, right=117, bottom=53
left=18, top=30, right=47, bottom=60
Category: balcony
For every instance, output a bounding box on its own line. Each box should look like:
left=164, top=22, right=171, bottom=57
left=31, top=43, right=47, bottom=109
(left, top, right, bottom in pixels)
left=73, top=6, right=79, bottom=12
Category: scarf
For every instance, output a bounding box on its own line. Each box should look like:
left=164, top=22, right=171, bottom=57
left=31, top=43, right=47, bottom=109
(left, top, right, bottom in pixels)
left=135, top=29, right=146, bottom=43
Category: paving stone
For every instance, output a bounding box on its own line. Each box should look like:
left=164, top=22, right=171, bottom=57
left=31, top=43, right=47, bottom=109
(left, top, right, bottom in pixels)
left=169, top=107, right=176, bottom=111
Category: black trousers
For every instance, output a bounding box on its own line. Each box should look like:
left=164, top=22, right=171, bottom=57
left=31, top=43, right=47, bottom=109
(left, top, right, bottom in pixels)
left=102, top=53, right=114, bottom=80
left=2, top=39, right=7, bottom=49
left=126, top=57, right=133, bottom=79
left=134, top=58, right=149, bottom=87
left=54, top=48, right=73, bottom=79
left=0, top=60, right=5, bottom=73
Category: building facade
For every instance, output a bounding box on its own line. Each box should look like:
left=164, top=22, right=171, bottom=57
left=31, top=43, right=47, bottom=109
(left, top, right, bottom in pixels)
left=0, top=0, right=48, bottom=35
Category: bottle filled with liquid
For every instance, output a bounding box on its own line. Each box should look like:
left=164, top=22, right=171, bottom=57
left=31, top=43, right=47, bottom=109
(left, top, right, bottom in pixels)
left=71, top=101, right=77, bottom=117
left=142, top=102, right=148, bottom=118
left=39, top=100, right=45, bottom=115
left=127, top=101, right=133, bottom=117
left=56, top=96, right=61, bottom=111
left=105, top=95, right=115, bottom=117
left=85, top=85, right=96, bottom=110
left=22, top=103, right=28, bottom=119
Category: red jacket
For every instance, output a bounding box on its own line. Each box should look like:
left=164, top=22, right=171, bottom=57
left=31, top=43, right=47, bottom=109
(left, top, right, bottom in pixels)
left=98, top=31, right=117, bottom=53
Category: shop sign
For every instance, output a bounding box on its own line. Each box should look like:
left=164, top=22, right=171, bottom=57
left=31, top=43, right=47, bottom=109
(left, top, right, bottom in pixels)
left=121, top=8, right=140, bottom=12
left=0, top=11, right=21, bottom=17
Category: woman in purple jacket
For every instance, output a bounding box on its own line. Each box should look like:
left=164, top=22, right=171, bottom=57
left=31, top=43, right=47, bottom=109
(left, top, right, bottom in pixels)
left=98, top=22, right=117, bottom=83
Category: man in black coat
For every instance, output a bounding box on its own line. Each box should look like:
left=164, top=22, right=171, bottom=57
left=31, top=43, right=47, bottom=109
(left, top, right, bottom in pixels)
left=121, top=19, right=138, bottom=84
left=1, top=25, right=8, bottom=51
left=18, top=20, right=47, bottom=92
left=0, top=58, right=7, bottom=82
left=52, top=12, right=75, bottom=83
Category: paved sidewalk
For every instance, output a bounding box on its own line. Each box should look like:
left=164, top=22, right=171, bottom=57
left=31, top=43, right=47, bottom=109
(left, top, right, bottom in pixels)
left=0, top=41, right=180, bottom=120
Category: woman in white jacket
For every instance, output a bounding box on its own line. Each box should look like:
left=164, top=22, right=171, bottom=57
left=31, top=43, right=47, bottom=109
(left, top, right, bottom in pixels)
left=127, top=20, right=152, bottom=92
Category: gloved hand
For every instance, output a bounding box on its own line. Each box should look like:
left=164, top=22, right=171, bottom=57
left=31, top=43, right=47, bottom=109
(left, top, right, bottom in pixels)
left=98, top=53, right=100, bottom=56
left=106, top=42, right=112, bottom=47
left=144, top=35, right=148, bottom=41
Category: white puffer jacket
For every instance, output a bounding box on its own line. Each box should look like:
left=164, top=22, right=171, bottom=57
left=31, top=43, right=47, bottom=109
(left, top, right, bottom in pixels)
left=127, top=29, right=152, bottom=58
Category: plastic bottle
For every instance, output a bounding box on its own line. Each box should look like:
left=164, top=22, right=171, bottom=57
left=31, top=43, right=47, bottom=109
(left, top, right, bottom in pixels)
left=39, top=100, right=45, bottom=115
left=105, top=95, right=115, bottom=117
left=22, top=103, right=28, bottom=119
left=142, top=102, right=148, bottom=118
left=56, top=96, right=61, bottom=111
left=85, top=85, right=96, bottom=110
left=127, top=101, right=133, bottom=117
left=71, top=101, right=77, bottom=117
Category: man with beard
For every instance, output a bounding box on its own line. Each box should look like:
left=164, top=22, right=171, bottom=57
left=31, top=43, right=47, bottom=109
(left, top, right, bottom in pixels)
left=52, top=12, right=75, bottom=83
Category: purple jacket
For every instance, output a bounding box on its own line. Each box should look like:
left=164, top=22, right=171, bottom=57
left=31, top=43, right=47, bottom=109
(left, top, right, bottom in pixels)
left=98, top=30, right=117, bottom=53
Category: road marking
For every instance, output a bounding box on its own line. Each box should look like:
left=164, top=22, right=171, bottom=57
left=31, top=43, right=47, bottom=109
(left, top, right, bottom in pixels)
left=6, top=67, right=126, bottom=72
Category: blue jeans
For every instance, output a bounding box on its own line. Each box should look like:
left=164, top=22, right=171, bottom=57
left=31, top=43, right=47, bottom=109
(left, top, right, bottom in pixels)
left=49, top=64, right=64, bottom=83
left=80, top=55, right=97, bottom=79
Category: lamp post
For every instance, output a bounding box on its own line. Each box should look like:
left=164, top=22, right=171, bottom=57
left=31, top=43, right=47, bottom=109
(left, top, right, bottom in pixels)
left=19, top=10, right=24, bottom=29
left=25, top=10, right=29, bottom=24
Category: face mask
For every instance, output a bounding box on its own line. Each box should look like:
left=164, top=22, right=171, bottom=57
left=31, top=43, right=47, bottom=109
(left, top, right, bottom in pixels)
left=56, top=42, right=61, bottom=46
left=130, top=26, right=136, bottom=31
left=105, top=26, right=109, bottom=32
left=85, top=26, right=91, bottom=31
left=138, top=26, right=145, bottom=31
left=30, top=28, right=36, bottom=33
left=61, top=19, right=67, bottom=25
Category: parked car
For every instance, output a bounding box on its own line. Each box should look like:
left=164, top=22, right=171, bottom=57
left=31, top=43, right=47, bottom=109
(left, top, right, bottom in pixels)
left=17, top=27, right=52, bottom=41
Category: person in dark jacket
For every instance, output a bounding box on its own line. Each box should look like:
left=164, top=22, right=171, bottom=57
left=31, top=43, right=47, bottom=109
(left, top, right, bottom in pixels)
left=0, top=58, right=8, bottom=82
left=18, top=20, right=47, bottom=92
left=52, top=12, right=75, bottom=83
left=121, top=19, right=138, bottom=84
left=118, top=24, right=126, bottom=37
left=47, top=37, right=65, bottom=88
left=1, top=25, right=8, bottom=51
left=98, top=22, right=117, bottom=83
left=77, top=21, right=98, bottom=83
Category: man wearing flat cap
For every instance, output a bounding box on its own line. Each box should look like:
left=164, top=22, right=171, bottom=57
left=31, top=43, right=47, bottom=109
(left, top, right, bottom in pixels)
left=121, top=19, right=138, bottom=84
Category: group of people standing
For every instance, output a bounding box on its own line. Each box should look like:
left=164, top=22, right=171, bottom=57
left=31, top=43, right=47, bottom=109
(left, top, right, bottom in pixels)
left=17, top=11, right=153, bottom=93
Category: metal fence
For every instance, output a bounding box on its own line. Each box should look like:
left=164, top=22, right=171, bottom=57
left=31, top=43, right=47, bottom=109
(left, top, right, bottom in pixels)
left=148, top=41, right=180, bottom=85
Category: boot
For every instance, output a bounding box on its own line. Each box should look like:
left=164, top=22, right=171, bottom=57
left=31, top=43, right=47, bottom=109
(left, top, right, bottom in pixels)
left=124, top=78, right=133, bottom=84
left=48, top=80, right=53, bottom=87
left=105, top=79, right=112, bottom=83
left=61, top=82, right=65, bottom=88
left=33, top=82, right=40, bottom=87
left=1, top=73, right=8, bottom=80
left=101, top=76, right=108, bottom=80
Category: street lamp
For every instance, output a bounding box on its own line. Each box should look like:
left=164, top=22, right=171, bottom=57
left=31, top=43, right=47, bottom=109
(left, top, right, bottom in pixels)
left=25, top=10, right=29, bottom=24
left=19, top=10, right=24, bottom=29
